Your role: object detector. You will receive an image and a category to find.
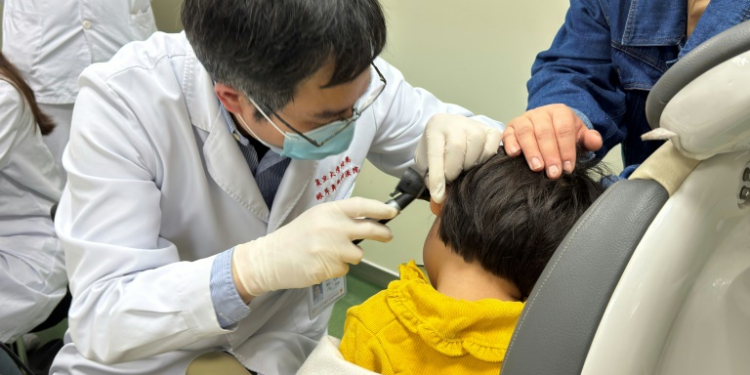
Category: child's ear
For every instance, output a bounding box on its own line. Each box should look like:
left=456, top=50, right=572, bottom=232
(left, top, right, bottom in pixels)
left=430, top=199, right=443, bottom=216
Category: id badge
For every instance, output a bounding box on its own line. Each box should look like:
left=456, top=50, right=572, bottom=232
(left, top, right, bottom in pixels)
left=308, top=276, right=347, bottom=319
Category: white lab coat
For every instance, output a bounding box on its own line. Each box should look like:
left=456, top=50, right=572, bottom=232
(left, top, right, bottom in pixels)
left=2, top=0, right=157, bottom=177
left=50, top=32, right=502, bottom=375
left=0, top=79, right=66, bottom=343
left=1, top=0, right=156, bottom=104
left=296, top=336, right=378, bottom=375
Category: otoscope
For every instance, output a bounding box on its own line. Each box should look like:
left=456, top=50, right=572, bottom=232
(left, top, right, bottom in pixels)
left=353, top=167, right=431, bottom=245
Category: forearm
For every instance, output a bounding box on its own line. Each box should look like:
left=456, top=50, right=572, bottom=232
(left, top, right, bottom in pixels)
left=65, top=239, right=227, bottom=364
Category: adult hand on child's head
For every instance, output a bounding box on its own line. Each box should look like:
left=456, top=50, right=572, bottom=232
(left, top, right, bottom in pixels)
left=415, top=113, right=503, bottom=204
left=502, top=104, right=603, bottom=179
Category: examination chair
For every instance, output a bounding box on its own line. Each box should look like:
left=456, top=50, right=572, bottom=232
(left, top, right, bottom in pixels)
left=501, top=20, right=750, bottom=375
left=296, top=20, right=750, bottom=375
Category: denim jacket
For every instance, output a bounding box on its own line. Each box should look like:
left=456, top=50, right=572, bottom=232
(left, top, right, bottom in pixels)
left=527, top=0, right=750, bottom=167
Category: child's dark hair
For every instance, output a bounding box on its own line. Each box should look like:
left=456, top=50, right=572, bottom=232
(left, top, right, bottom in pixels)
left=438, top=149, right=606, bottom=299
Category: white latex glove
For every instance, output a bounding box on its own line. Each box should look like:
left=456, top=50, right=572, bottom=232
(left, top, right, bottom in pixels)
left=414, top=113, right=503, bottom=204
left=232, top=197, right=398, bottom=296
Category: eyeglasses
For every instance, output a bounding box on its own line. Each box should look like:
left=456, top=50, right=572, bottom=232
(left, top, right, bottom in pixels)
left=268, top=63, right=387, bottom=148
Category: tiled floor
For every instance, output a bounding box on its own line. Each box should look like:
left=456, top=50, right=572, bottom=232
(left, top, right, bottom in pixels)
left=328, top=274, right=383, bottom=338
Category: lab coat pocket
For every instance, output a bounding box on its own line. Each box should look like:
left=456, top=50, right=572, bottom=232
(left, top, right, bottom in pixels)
left=129, top=2, right=157, bottom=37
left=1, top=8, right=42, bottom=77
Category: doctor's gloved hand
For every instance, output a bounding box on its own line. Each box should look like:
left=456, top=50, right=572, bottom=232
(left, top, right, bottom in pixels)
left=502, top=104, right=603, bottom=180
left=414, top=113, right=503, bottom=204
left=231, top=197, right=398, bottom=299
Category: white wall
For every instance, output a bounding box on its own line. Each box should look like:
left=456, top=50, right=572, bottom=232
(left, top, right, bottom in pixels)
left=1, top=1, right=623, bottom=273
left=357, top=0, right=623, bottom=272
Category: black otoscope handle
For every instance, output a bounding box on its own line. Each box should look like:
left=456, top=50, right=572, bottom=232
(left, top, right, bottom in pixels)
left=350, top=167, right=428, bottom=245
left=352, top=192, right=416, bottom=245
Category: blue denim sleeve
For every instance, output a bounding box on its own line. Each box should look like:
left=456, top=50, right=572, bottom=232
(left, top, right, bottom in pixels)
left=526, top=0, right=627, bottom=159
left=571, top=108, right=593, bottom=130
left=210, top=247, right=251, bottom=329
left=600, top=164, right=640, bottom=188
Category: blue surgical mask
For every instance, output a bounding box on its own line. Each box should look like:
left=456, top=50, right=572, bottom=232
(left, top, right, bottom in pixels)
left=241, top=97, right=357, bottom=160
left=277, top=120, right=356, bottom=160
left=232, top=63, right=387, bottom=161
left=236, top=114, right=286, bottom=155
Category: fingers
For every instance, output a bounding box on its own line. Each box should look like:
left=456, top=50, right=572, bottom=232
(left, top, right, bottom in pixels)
left=506, top=105, right=597, bottom=178
left=530, top=111, right=563, bottom=179
left=348, top=220, right=394, bottom=243
left=443, top=135, right=466, bottom=183
left=426, top=130, right=447, bottom=204
left=502, top=126, right=521, bottom=156
left=460, top=121, right=500, bottom=171
left=428, top=172, right=446, bottom=204
left=482, top=128, right=503, bottom=162
left=420, top=115, right=504, bottom=204
left=324, top=262, right=351, bottom=280
left=336, top=197, right=398, bottom=220
left=413, top=139, right=428, bottom=173
left=511, top=116, right=545, bottom=172
left=581, top=129, right=603, bottom=152
left=551, top=108, right=579, bottom=174
left=461, top=121, right=488, bottom=171
left=338, top=244, right=364, bottom=265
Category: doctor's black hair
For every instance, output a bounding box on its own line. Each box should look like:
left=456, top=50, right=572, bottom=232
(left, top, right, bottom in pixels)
left=182, top=0, right=386, bottom=120
left=438, top=148, right=607, bottom=299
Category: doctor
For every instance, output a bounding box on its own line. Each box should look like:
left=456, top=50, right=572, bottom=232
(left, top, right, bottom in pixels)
left=50, top=1, right=519, bottom=374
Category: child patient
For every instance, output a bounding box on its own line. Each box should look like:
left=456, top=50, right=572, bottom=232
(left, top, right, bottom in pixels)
left=339, top=149, right=605, bottom=375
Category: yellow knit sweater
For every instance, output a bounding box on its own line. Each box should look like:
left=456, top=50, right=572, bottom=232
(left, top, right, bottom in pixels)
left=339, top=261, right=524, bottom=375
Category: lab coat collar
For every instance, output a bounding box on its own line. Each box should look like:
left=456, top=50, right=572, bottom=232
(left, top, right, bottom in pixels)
left=266, top=157, right=318, bottom=233
left=203, top=109, right=271, bottom=221
left=182, top=46, right=217, bottom=133
left=202, top=110, right=319, bottom=232
left=183, top=50, right=319, bottom=230
left=180, top=49, right=268, bottom=220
